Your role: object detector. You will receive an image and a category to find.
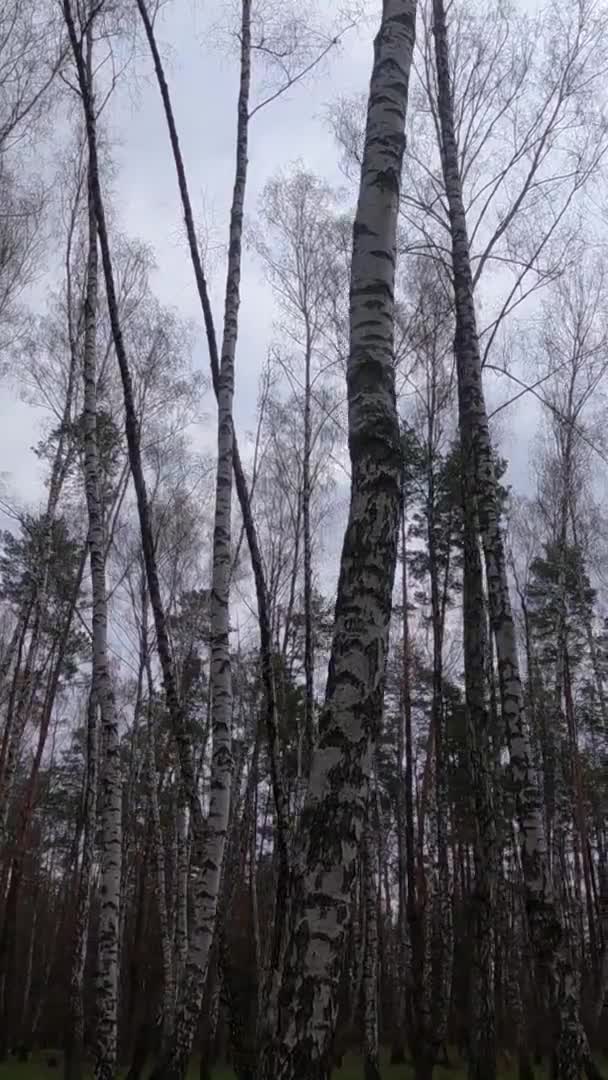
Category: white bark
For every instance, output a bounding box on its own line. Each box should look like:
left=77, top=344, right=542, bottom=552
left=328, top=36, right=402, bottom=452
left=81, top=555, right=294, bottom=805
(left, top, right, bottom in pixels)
left=362, top=809, right=381, bottom=1080
left=79, top=124, right=122, bottom=1079
left=431, top=1, right=593, bottom=1074
left=142, top=596, right=176, bottom=1056
left=261, top=4, right=416, bottom=1076
left=159, top=4, right=250, bottom=1074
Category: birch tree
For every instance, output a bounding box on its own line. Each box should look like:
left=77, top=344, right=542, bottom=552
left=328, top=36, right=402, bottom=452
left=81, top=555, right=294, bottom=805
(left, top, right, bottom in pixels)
left=260, top=3, right=416, bottom=1075
left=431, top=0, right=598, bottom=1074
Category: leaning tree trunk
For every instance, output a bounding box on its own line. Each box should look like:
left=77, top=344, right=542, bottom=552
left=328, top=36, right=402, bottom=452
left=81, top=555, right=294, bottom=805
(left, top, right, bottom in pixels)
left=151, top=5, right=251, bottom=1078
left=431, top=2, right=596, bottom=1077
left=62, top=0, right=206, bottom=865
left=133, top=7, right=291, bottom=1006
left=259, top=4, right=416, bottom=1077
left=78, top=113, right=122, bottom=1080
left=133, top=7, right=293, bottom=1058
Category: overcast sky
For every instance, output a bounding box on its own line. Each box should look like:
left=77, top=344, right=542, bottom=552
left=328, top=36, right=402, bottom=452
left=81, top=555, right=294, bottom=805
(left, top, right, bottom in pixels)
left=0, top=0, right=540, bottom=551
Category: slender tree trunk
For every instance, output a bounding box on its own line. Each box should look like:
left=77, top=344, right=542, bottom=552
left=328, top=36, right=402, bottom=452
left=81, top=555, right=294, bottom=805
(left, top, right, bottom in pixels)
left=62, top=0, right=205, bottom=864
left=462, top=496, right=496, bottom=1080
left=427, top=451, right=452, bottom=1075
left=431, top=3, right=597, bottom=1076
left=133, top=9, right=291, bottom=1012
left=391, top=504, right=409, bottom=1065
left=142, top=594, right=175, bottom=1057
left=302, top=321, right=314, bottom=784
left=151, top=6, right=251, bottom=1077
left=259, top=5, right=416, bottom=1076
left=363, top=807, right=381, bottom=1080
left=77, top=105, right=122, bottom=1079
left=65, top=688, right=99, bottom=1080
left=174, top=788, right=189, bottom=983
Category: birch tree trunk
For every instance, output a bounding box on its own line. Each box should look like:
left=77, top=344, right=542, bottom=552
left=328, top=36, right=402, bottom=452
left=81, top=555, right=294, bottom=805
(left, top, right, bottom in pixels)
left=141, top=592, right=176, bottom=1058
left=174, top=789, right=189, bottom=985
left=302, top=320, right=314, bottom=786
left=462, top=497, right=496, bottom=1080
left=62, top=0, right=206, bottom=863
left=392, top=500, right=410, bottom=1065
left=363, top=808, right=381, bottom=1080
left=259, top=4, right=416, bottom=1076
left=65, top=689, right=98, bottom=1080
left=431, top=1, right=595, bottom=1075
left=154, top=7, right=250, bottom=1079
left=79, top=108, right=122, bottom=1079
left=133, top=6, right=292, bottom=1046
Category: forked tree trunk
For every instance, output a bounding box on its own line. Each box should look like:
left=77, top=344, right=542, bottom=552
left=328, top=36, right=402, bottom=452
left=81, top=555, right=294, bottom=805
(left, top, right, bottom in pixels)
left=259, top=4, right=416, bottom=1076
left=431, top=2, right=596, bottom=1076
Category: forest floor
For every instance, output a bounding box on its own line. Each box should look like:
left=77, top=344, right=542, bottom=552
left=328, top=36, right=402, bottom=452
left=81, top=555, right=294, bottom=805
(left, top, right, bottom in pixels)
left=0, top=1051, right=583, bottom=1079
left=1, top=1049, right=607, bottom=1079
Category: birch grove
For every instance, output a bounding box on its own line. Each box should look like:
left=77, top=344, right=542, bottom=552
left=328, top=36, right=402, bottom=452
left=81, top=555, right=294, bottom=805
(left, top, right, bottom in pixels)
left=2, top=0, right=608, bottom=1078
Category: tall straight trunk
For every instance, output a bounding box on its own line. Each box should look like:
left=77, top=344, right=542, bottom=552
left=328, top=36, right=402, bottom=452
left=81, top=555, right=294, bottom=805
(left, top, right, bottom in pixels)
left=363, top=806, right=381, bottom=1080
left=302, top=321, right=314, bottom=781
left=62, top=0, right=205, bottom=864
left=142, top=591, right=175, bottom=1057
left=79, top=118, right=122, bottom=1080
left=431, top=3, right=594, bottom=1076
left=133, top=8, right=293, bottom=1057
left=152, top=6, right=251, bottom=1078
left=462, top=497, right=496, bottom=1080
left=133, top=0, right=290, bottom=892
left=260, top=5, right=416, bottom=1076
left=595, top=853, right=608, bottom=1029
left=174, top=788, right=189, bottom=981
left=391, top=500, right=409, bottom=1064
left=65, top=688, right=99, bottom=1080
left=65, top=134, right=103, bottom=1080
left=427, top=450, right=452, bottom=1074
